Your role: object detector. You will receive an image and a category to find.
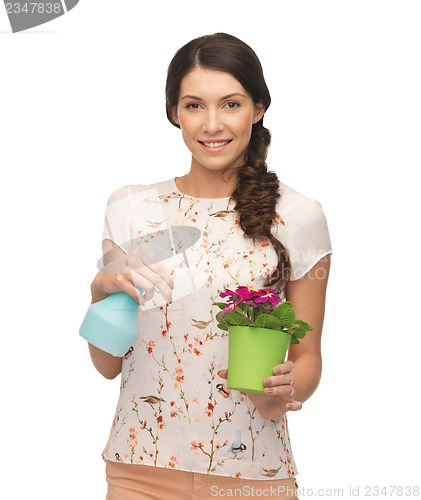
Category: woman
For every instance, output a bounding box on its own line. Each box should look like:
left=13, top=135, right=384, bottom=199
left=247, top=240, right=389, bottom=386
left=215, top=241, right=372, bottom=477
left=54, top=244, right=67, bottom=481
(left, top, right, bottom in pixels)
left=88, top=32, right=332, bottom=499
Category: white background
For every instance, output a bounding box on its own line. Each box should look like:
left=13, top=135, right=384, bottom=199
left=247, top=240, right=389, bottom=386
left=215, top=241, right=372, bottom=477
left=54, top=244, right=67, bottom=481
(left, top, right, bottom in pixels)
left=1, top=1, right=420, bottom=498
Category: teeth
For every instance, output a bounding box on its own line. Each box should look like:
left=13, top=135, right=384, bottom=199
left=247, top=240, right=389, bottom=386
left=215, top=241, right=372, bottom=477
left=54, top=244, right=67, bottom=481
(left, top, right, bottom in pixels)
left=202, top=141, right=230, bottom=148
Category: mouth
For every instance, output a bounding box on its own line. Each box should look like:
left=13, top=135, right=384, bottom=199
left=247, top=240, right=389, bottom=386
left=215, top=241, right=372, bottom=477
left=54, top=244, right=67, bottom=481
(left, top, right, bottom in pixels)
left=198, top=139, right=233, bottom=152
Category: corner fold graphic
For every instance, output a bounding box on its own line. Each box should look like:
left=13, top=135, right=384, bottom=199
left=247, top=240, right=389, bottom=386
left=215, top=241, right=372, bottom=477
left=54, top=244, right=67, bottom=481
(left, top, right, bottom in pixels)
left=5, top=0, right=80, bottom=33
left=63, top=0, right=79, bottom=10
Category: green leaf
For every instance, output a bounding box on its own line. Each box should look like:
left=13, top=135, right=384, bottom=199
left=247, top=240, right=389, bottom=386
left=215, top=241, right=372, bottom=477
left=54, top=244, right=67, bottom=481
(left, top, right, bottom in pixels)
left=255, top=305, right=266, bottom=317
left=217, top=323, right=229, bottom=331
left=222, top=311, right=252, bottom=327
left=290, top=336, right=299, bottom=344
left=295, top=319, right=314, bottom=331
left=237, top=302, right=251, bottom=315
left=233, top=303, right=254, bottom=323
left=216, top=312, right=230, bottom=328
left=217, top=315, right=229, bottom=326
left=212, top=302, right=227, bottom=310
left=272, top=301, right=296, bottom=328
left=289, top=326, right=307, bottom=338
left=250, top=314, right=282, bottom=330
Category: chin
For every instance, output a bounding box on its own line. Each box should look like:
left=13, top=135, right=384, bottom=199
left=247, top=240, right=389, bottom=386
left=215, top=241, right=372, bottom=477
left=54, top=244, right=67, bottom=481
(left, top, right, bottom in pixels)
left=200, top=162, right=235, bottom=172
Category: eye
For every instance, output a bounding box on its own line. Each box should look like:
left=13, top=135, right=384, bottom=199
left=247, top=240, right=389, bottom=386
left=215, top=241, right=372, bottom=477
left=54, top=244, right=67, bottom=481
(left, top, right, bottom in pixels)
left=225, top=101, right=240, bottom=109
left=186, top=103, right=201, bottom=109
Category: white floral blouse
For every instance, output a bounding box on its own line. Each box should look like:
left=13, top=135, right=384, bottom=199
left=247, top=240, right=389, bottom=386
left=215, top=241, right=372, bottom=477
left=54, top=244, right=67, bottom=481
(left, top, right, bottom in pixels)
left=99, top=176, right=333, bottom=480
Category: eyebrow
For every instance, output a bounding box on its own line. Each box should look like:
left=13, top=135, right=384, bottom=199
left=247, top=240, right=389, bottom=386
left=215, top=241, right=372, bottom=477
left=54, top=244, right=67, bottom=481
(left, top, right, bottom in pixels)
left=180, top=92, right=247, bottom=101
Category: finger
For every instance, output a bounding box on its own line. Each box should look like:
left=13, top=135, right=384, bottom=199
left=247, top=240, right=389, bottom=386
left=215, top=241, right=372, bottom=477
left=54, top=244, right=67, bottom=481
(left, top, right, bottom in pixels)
left=115, top=277, right=145, bottom=306
left=222, top=386, right=231, bottom=398
left=131, top=268, right=173, bottom=304
left=268, top=373, right=293, bottom=387
left=216, top=383, right=230, bottom=397
left=217, top=369, right=228, bottom=380
left=133, top=266, right=173, bottom=304
left=273, top=360, right=294, bottom=375
left=156, top=279, right=174, bottom=305
left=135, top=286, right=146, bottom=306
left=129, top=249, right=175, bottom=290
left=111, top=269, right=146, bottom=304
left=130, top=271, right=156, bottom=302
left=263, top=372, right=292, bottom=389
left=264, top=383, right=295, bottom=397
left=146, top=259, right=175, bottom=290
left=286, top=401, right=302, bottom=412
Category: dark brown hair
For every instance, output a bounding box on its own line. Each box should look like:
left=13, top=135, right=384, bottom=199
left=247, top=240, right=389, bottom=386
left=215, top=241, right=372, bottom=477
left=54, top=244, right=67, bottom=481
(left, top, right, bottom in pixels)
left=165, top=32, right=291, bottom=292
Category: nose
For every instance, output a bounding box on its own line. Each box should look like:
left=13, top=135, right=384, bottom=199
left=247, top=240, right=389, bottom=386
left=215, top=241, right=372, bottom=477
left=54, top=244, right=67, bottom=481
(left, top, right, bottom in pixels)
left=202, top=109, right=224, bottom=134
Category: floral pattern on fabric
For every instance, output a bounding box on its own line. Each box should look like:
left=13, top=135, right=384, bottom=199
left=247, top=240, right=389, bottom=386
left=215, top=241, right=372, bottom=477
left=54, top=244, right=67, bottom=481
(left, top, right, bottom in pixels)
left=100, top=177, right=333, bottom=480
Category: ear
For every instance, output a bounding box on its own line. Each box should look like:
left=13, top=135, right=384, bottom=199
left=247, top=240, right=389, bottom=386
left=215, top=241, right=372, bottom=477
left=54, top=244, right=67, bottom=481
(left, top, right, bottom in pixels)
left=171, top=106, right=180, bottom=125
left=252, top=101, right=265, bottom=124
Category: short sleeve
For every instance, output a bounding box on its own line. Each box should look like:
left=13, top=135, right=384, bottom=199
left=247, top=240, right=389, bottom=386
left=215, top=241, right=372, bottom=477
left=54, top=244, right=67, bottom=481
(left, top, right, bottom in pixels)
left=101, top=185, right=133, bottom=254
left=282, top=198, right=333, bottom=281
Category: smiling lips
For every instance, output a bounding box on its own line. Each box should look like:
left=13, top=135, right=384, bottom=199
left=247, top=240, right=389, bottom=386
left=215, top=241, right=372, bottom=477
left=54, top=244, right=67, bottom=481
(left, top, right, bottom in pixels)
left=198, top=139, right=233, bottom=152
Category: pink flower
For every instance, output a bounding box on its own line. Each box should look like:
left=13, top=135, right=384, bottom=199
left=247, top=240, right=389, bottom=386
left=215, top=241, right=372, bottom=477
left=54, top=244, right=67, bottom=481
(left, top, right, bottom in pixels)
left=236, top=286, right=282, bottom=306
left=221, top=302, right=236, bottom=319
left=219, top=286, right=284, bottom=318
left=219, top=289, right=242, bottom=315
left=253, top=290, right=283, bottom=307
left=219, top=288, right=240, bottom=301
left=234, top=286, right=263, bottom=300
left=219, top=288, right=246, bottom=318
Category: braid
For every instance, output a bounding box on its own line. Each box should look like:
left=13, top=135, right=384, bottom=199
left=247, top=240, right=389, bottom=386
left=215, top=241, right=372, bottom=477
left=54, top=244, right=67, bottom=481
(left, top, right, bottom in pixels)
left=164, top=32, right=291, bottom=292
left=228, top=122, right=291, bottom=293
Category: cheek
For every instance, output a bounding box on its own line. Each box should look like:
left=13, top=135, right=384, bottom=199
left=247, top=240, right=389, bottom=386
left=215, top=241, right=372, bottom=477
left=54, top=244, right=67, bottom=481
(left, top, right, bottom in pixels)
left=231, top=113, right=254, bottom=139
left=234, top=126, right=252, bottom=146
left=178, top=112, right=199, bottom=138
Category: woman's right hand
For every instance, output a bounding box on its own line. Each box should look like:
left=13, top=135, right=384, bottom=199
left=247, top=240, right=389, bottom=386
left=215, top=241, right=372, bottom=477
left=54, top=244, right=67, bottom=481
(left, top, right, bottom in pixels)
left=91, top=240, right=174, bottom=306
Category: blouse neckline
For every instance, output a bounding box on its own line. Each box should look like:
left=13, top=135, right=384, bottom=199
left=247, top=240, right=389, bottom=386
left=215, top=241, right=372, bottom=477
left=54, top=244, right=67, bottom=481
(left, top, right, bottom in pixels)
left=171, top=177, right=232, bottom=202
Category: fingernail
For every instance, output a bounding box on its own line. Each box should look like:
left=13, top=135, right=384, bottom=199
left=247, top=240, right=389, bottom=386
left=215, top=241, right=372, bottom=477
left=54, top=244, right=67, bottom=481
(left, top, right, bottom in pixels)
left=273, top=367, right=282, bottom=375
left=265, top=388, right=273, bottom=394
left=263, top=379, right=271, bottom=386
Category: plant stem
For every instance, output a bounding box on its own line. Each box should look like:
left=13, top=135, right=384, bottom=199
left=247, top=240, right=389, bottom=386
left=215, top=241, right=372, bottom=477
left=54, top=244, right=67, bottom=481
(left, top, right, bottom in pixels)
left=231, top=304, right=251, bottom=322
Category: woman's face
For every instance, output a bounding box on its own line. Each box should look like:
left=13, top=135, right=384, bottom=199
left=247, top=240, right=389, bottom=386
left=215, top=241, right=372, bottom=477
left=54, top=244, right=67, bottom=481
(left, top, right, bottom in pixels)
left=172, top=66, right=265, bottom=174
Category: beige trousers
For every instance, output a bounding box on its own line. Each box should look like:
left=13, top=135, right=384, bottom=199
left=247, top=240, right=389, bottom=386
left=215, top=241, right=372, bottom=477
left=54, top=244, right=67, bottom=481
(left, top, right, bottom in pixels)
left=105, top=460, right=299, bottom=499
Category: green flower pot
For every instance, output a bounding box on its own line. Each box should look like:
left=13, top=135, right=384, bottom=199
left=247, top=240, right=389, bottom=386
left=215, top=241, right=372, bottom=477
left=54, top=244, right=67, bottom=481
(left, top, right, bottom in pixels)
left=227, top=326, right=291, bottom=394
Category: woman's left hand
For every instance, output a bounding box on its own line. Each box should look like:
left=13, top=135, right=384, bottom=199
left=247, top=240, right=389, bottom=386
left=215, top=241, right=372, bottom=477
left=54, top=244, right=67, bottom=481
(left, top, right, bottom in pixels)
left=217, top=361, right=302, bottom=417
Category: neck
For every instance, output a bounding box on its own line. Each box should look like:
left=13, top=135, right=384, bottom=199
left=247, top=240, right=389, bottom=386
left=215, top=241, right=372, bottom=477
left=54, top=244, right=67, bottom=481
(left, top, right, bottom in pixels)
left=176, top=159, right=240, bottom=198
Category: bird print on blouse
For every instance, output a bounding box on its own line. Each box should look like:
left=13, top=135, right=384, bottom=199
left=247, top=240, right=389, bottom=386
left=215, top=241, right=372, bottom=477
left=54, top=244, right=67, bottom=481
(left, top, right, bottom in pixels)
left=100, top=177, right=333, bottom=480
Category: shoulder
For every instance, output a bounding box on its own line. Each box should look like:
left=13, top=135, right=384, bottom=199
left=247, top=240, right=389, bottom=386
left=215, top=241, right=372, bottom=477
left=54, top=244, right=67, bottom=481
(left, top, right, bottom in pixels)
left=273, top=181, right=331, bottom=246
left=106, top=178, right=174, bottom=205
left=105, top=185, right=132, bottom=205
left=277, top=181, right=324, bottom=215
left=274, top=181, right=332, bottom=280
